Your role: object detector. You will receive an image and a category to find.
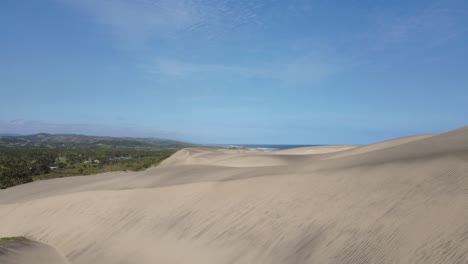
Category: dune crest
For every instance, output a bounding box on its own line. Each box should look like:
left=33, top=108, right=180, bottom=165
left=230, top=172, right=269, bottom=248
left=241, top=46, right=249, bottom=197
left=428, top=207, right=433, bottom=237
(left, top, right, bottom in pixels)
left=1, top=127, right=468, bottom=263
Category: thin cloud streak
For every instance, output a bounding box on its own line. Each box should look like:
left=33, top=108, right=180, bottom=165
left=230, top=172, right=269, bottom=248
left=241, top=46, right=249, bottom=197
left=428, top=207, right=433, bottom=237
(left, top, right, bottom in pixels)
left=59, top=0, right=268, bottom=45
left=371, top=6, right=466, bottom=49
left=146, top=55, right=347, bottom=85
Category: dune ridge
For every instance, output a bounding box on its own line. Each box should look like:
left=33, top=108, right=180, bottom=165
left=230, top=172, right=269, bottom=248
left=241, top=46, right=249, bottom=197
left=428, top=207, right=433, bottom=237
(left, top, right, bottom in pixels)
left=1, top=127, right=468, bottom=263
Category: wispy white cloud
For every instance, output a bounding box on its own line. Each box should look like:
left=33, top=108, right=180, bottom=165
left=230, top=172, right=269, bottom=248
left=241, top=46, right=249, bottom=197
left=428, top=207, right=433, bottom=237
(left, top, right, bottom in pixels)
left=178, top=95, right=272, bottom=103
left=147, top=58, right=267, bottom=78
left=58, top=0, right=347, bottom=85
left=372, top=6, right=466, bottom=48
left=145, top=53, right=347, bottom=85
left=59, top=0, right=267, bottom=45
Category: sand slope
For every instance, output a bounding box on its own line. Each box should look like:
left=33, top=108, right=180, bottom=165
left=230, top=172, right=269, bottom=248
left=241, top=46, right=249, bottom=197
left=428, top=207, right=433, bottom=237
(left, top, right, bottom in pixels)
left=0, top=239, right=69, bottom=264
left=273, top=145, right=357, bottom=155
left=1, top=127, right=468, bottom=263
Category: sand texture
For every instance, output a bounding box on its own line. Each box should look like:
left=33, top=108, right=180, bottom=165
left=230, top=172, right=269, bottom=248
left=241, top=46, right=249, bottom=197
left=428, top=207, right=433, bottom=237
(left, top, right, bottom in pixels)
left=1, top=127, right=468, bottom=263
left=0, top=238, right=69, bottom=264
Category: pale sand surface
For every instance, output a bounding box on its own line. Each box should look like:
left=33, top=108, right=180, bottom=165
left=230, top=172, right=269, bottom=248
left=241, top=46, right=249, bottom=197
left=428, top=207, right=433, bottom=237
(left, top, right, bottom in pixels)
left=0, top=127, right=468, bottom=263
left=324, top=134, right=435, bottom=160
left=273, top=145, right=357, bottom=155
left=0, top=239, right=69, bottom=264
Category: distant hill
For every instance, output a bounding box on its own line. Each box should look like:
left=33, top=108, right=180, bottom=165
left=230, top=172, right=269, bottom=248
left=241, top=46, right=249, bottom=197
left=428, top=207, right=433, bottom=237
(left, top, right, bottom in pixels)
left=0, top=133, right=193, bottom=148
left=0, top=133, right=21, bottom=137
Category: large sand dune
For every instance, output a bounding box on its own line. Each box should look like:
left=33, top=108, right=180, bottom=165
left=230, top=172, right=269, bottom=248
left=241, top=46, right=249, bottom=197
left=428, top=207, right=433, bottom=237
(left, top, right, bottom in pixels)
left=1, top=127, right=468, bottom=263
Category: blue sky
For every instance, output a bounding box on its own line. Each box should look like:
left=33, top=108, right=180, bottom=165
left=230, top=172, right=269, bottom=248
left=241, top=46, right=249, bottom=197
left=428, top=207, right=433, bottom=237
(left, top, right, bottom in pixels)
left=1, top=0, right=467, bottom=144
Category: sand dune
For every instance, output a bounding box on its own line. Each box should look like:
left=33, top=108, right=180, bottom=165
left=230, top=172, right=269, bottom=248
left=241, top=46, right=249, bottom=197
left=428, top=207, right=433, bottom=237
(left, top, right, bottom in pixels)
left=273, top=145, right=357, bottom=155
left=1, top=127, right=468, bottom=263
left=325, top=134, right=435, bottom=160
left=0, top=238, right=69, bottom=264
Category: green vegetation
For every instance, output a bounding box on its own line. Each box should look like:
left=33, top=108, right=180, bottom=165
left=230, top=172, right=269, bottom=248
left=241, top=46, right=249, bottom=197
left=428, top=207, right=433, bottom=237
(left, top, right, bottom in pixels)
left=0, top=134, right=190, bottom=189
left=0, top=236, right=27, bottom=241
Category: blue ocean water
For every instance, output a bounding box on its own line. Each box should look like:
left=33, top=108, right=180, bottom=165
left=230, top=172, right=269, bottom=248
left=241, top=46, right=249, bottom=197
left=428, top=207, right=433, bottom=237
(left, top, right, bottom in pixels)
left=212, top=144, right=321, bottom=152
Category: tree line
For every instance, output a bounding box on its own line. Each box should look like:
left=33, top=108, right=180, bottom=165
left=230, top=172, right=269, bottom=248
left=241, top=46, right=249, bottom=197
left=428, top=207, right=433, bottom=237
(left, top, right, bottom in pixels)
left=0, top=146, right=176, bottom=189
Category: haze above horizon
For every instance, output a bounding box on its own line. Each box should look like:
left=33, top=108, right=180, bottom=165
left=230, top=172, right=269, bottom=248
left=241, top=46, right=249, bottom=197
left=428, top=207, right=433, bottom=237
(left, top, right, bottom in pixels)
left=1, top=0, right=467, bottom=144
